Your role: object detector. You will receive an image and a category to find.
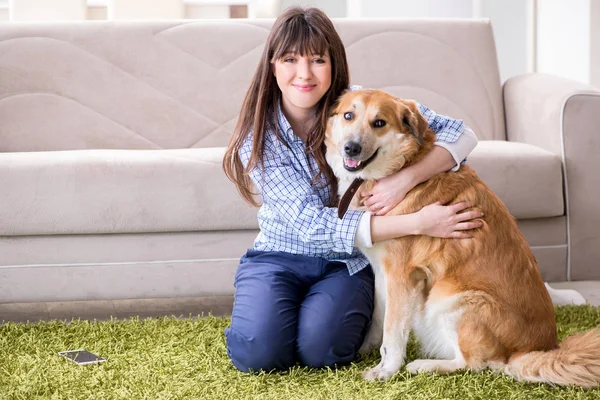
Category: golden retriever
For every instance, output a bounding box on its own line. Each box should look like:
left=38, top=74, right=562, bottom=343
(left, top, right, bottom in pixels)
left=325, top=89, right=600, bottom=386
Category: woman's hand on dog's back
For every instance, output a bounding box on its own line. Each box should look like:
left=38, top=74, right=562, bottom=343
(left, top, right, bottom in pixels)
left=416, top=201, right=484, bottom=239
left=368, top=201, right=484, bottom=242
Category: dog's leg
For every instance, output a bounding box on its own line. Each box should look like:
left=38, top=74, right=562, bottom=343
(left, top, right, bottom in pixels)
left=359, top=270, right=386, bottom=355
left=362, top=271, right=418, bottom=381
left=407, top=309, right=507, bottom=376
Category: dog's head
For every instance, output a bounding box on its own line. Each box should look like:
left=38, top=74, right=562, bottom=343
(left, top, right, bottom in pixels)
left=325, top=89, right=433, bottom=182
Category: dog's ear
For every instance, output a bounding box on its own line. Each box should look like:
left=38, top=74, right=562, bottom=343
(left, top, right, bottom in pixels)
left=399, top=99, right=428, bottom=146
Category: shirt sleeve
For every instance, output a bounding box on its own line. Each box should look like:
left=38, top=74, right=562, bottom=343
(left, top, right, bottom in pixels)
left=354, top=211, right=373, bottom=248
left=435, top=127, right=478, bottom=171
left=417, top=103, right=478, bottom=171
left=240, top=134, right=364, bottom=255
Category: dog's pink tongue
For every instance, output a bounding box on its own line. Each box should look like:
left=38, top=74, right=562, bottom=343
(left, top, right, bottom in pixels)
left=345, top=158, right=359, bottom=168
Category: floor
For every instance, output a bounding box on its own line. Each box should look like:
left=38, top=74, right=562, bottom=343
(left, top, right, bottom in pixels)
left=0, top=282, right=598, bottom=324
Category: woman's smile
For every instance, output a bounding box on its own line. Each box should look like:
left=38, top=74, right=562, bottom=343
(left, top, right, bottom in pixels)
left=293, top=84, right=317, bottom=92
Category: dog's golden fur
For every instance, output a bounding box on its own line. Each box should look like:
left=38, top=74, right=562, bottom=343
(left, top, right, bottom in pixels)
left=325, top=89, right=600, bottom=386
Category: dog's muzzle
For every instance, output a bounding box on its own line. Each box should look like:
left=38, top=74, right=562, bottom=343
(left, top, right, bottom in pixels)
left=343, top=141, right=379, bottom=172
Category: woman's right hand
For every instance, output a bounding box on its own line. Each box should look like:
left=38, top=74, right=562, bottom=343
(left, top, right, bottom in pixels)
left=416, top=201, right=484, bottom=238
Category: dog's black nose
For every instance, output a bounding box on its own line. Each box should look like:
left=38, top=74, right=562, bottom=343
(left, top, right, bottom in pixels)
left=344, top=141, right=362, bottom=157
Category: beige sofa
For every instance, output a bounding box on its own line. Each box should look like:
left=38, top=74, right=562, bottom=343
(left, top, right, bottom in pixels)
left=1, top=18, right=599, bottom=304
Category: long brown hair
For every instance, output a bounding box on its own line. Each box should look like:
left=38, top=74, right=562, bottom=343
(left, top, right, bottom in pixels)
left=223, top=6, right=349, bottom=207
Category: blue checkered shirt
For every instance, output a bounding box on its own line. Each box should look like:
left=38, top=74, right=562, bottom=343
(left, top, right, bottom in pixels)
left=239, top=99, right=466, bottom=275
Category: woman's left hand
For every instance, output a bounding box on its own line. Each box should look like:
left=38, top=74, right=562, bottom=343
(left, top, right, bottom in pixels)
left=360, top=169, right=417, bottom=216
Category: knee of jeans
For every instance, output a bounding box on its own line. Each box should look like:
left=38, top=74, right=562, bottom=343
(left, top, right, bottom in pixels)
left=225, top=327, right=295, bottom=373
left=297, top=325, right=354, bottom=369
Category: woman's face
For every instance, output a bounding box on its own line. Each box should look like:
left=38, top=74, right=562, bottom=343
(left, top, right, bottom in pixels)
left=272, top=50, right=332, bottom=118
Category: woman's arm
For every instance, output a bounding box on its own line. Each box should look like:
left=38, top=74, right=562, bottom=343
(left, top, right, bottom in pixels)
left=370, top=201, right=483, bottom=242
left=354, top=199, right=484, bottom=247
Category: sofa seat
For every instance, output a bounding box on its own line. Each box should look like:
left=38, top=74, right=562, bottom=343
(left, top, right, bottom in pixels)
left=0, top=140, right=562, bottom=237
left=468, top=140, right=564, bottom=219
left=0, top=148, right=257, bottom=236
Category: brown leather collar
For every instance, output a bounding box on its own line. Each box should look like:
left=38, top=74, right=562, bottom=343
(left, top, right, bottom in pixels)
left=338, top=178, right=364, bottom=219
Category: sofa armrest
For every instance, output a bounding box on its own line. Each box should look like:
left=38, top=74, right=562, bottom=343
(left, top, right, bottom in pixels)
left=503, top=73, right=600, bottom=280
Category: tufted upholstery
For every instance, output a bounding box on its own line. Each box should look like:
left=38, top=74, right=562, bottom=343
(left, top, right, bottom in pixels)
left=0, top=19, right=503, bottom=154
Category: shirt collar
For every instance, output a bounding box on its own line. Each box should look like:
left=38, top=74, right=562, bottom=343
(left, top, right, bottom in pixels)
left=276, top=99, right=303, bottom=145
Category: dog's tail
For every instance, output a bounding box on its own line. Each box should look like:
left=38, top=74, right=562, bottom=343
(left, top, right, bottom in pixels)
left=504, top=327, right=600, bottom=387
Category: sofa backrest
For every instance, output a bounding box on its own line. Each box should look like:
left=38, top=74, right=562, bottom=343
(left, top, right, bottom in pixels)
left=0, top=19, right=505, bottom=152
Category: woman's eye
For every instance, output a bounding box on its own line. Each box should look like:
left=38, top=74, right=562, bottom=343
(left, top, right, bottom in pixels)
left=373, top=119, right=386, bottom=128
left=313, top=58, right=325, bottom=64
left=344, top=112, right=354, bottom=120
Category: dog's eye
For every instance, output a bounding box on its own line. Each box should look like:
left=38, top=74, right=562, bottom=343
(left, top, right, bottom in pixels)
left=343, top=112, right=354, bottom=120
left=373, top=119, right=386, bottom=128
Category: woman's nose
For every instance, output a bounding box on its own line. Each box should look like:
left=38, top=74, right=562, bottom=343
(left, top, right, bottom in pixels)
left=296, top=59, right=312, bottom=79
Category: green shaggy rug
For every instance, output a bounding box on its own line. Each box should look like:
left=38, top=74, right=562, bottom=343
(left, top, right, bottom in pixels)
left=1, top=306, right=600, bottom=400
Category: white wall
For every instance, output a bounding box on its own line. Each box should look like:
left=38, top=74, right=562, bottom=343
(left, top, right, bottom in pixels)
left=0, top=1, right=7, bottom=21
left=536, top=0, right=590, bottom=85
left=280, top=0, right=345, bottom=17
left=185, top=4, right=230, bottom=19
left=9, top=0, right=87, bottom=20
left=592, top=0, right=600, bottom=88
left=347, top=0, right=473, bottom=18
left=107, top=0, right=184, bottom=20
left=475, top=0, right=533, bottom=83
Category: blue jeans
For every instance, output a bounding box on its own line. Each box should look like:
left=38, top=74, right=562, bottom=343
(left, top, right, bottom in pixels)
left=225, top=250, right=374, bottom=372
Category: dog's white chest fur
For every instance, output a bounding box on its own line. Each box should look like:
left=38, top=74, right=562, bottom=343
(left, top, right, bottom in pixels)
left=412, top=293, right=464, bottom=359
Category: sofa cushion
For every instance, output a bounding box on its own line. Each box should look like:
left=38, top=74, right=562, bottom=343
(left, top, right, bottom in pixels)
left=0, top=148, right=259, bottom=236
left=0, top=141, right=563, bottom=236
left=468, top=140, right=564, bottom=219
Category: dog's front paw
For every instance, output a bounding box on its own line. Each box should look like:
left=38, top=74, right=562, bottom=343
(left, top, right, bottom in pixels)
left=362, top=363, right=383, bottom=381
left=361, top=362, right=397, bottom=381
